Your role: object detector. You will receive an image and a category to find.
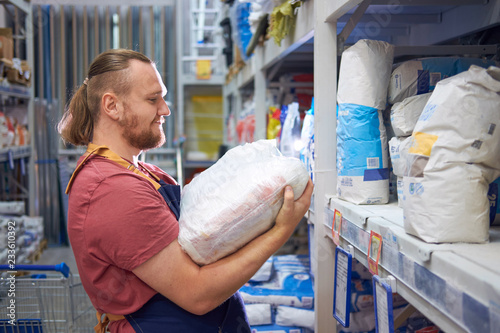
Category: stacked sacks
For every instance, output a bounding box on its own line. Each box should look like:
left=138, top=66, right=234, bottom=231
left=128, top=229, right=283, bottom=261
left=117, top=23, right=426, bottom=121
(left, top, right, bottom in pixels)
left=387, top=94, right=430, bottom=207
left=388, top=57, right=498, bottom=104
left=387, top=57, right=497, bottom=206
left=337, top=39, right=394, bottom=204
left=240, top=254, right=315, bottom=332
left=403, top=65, right=500, bottom=243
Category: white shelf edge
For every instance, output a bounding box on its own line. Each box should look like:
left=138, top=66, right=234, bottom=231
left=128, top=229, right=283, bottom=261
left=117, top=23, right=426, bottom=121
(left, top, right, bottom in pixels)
left=0, top=145, right=31, bottom=162
left=325, top=196, right=500, bottom=333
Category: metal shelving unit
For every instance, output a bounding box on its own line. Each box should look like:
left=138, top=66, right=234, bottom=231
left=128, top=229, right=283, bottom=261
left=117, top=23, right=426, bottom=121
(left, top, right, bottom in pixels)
left=222, top=0, right=500, bottom=332
left=0, top=0, right=34, bottom=215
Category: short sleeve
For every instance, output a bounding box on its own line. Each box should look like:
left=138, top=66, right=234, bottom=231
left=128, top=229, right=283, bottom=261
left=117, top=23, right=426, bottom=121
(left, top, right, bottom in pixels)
left=85, top=172, right=179, bottom=271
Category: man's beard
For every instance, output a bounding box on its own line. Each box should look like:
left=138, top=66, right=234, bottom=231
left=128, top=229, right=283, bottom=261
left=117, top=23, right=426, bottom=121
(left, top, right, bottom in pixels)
left=119, top=111, right=166, bottom=151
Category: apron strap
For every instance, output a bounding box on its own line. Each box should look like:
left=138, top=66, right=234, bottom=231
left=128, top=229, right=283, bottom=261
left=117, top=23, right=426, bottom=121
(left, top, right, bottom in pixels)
left=94, top=311, right=126, bottom=333
left=66, top=143, right=161, bottom=194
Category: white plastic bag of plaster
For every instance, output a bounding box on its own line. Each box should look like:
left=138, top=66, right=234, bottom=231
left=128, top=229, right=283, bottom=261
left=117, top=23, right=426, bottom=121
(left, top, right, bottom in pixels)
left=337, top=105, right=389, bottom=204
left=403, top=65, right=500, bottom=243
left=178, top=140, right=309, bottom=265
left=245, top=303, right=273, bottom=326
left=388, top=57, right=498, bottom=104
left=239, top=255, right=314, bottom=308
left=390, top=93, right=432, bottom=137
left=337, top=39, right=395, bottom=110
left=388, top=136, right=412, bottom=178
left=275, top=306, right=315, bottom=331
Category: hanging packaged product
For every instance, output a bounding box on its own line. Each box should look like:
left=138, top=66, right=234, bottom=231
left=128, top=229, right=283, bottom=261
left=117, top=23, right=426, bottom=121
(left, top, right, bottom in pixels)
left=390, top=93, right=431, bottom=137
left=299, top=98, right=314, bottom=164
left=403, top=65, right=500, bottom=243
left=279, top=102, right=301, bottom=159
left=178, top=140, right=310, bottom=265
left=337, top=39, right=394, bottom=205
left=388, top=57, right=498, bottom=104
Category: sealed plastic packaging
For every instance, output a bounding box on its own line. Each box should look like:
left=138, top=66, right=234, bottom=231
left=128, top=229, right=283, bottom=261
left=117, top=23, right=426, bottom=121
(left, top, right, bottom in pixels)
left=178, top=140, right=309, bottom=265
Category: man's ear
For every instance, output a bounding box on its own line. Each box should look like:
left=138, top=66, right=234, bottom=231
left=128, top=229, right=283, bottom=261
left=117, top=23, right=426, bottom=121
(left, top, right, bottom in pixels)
left=102, top=92, right=120, bottom=121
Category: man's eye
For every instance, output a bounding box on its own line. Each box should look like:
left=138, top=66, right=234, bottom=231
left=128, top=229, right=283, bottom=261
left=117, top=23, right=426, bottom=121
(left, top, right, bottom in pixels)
left=149, top=98, right=157, bottom=103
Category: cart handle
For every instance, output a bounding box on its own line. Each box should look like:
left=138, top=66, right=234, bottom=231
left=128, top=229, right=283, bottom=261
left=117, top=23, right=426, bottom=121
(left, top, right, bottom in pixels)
left=0, top=263, right=70, bottom=278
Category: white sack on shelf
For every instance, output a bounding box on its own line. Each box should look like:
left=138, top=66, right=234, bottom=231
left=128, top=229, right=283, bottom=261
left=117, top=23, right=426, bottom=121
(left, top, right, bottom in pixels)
left=390, top=93, right=431, bottom=137
left=388, top=136, right=412, bottom=178
left=388, top=57, right=497, bottom=104
left=337, top=39, right=394, bottom=110
left=337, top=106, right=389, bottom=205
left=244, top=303, right=273, bottom=326
left=403, top=65, right=500, bottom=243
left=397, top=177, right=404, bottom=208
left=275, top=306, right=315, bottom=331
left=178, top=139, right=309, bottom=265
left=336, top=39, right=394, bottom=205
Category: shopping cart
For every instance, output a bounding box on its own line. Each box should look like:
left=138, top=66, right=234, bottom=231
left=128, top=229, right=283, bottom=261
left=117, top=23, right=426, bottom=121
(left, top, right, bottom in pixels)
left=0, top=263, right=95, bottom=333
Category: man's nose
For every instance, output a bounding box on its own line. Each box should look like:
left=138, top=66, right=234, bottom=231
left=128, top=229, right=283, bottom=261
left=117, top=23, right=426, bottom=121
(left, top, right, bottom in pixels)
left=159, top=99, right=171, bottom=116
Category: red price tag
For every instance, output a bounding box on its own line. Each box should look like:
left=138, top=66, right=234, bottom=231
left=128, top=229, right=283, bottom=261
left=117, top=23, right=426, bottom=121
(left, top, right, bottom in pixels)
left=368, top=231, right=382, bottom=275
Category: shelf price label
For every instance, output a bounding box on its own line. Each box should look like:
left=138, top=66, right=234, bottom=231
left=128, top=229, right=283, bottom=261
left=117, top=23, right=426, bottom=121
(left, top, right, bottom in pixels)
left=373, top=275, right=395, bottom=333
left=332, top=209, right=343, bottom=246
left=368, top=231, right=383, bottom=275
left=333, top=246, right=352, bottom=327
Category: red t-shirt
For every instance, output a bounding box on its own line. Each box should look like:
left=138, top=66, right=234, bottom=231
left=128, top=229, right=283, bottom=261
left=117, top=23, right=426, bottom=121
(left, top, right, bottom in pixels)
left=67, top=154, right=179, bottom=333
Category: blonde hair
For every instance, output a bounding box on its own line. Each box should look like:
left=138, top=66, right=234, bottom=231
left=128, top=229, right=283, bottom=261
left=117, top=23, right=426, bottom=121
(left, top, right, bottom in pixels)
left=58, top=49, right=152, bottom=146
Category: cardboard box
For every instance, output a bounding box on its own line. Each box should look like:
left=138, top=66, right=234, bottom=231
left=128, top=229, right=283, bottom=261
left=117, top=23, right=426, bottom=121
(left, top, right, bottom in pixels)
left=7, top=59, right=31, bottom=87
left=0, top=28, right=13, bottom=60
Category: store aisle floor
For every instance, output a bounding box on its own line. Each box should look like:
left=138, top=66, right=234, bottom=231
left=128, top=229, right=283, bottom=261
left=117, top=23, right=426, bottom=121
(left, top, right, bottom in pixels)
left=36, top=245, right=79, bottom=276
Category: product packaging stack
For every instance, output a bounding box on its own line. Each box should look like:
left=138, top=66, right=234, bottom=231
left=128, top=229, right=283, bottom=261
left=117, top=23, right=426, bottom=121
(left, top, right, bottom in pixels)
left=0, top=201, right=45, bottom=265
left=240, top=254, right=315, bottom=333
left=387, top=57, right=498, bottom=210
left=337, top=39, right=394, bottom=205
left=402, top=65, right=500, bottom=243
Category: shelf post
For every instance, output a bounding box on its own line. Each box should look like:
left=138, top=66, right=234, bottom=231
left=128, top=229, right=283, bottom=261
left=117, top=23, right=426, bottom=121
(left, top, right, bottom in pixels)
left=313, top=0, right=339, bottom=331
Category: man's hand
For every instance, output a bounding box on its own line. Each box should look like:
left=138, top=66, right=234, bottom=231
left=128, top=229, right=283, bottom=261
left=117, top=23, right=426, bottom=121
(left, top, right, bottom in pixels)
left=274, top=179, right=314, bottom=235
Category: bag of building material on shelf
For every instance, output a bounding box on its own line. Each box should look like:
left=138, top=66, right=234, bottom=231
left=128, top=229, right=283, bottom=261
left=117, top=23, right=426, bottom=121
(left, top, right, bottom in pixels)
left=337, top=104, right=390, bottom=205
left=403, top=65, right=500, bottom=243
left=275, top=306, right=315, bottom=331
left=390, top=93, right=432, bottom=137
left=178, top=140, right=309, bottom=265
left=337, top=39, right=394, bottom=110
left=337, top=39, right=394, bottom=205
left=388, top=56, right=497, bottom=104
left=245, top=303, right=273, bottom=326
left=388, top=136, right=412, bottom=178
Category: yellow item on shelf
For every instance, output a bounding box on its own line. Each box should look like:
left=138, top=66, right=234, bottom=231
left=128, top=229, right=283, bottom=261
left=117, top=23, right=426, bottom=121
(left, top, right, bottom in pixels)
left=268, top=0, right=302, bottom=47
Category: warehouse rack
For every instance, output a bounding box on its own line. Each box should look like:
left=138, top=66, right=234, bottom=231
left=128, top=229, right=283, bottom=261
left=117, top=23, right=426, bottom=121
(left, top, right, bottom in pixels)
left=222, top=0, right=500, bottom=331
left=0, top=0, right=34, bottom=214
